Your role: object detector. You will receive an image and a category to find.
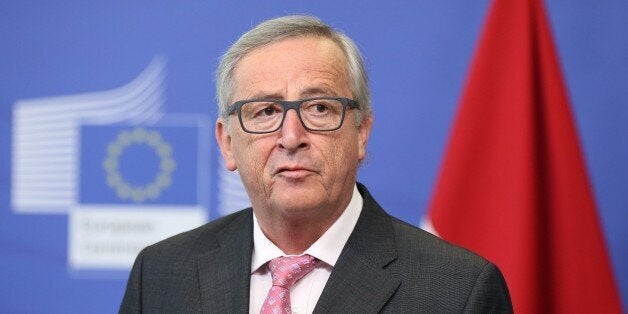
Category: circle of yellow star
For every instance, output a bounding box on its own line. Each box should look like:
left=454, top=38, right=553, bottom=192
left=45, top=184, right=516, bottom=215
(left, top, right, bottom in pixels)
left=102, top=128, right=176, bottom=203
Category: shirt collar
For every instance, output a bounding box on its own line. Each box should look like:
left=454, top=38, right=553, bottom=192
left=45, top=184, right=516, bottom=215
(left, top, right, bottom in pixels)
left=251, top=184, right=363, bottom=273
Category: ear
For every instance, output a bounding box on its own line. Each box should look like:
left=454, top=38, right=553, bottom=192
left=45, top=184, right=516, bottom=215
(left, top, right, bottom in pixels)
left=215, top=118, right=238, bottom=171
left=357, top=115, right=373, bottom=161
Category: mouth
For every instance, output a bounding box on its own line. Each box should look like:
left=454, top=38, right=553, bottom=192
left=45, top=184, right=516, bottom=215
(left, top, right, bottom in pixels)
left=274, top=166, right=316, bottom=179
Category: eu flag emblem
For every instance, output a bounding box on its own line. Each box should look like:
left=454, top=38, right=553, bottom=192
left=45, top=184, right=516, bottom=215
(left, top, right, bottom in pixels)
left=80, top=125, right=200, bottom=205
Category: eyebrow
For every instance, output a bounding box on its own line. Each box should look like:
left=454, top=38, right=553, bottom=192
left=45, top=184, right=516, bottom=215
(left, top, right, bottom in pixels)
left=246, top=86, right=339, bottom=100
left=300, top=86, right=338, bottom=98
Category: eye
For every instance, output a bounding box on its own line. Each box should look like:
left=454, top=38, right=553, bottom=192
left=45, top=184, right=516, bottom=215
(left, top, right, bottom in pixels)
left=303, top=101, right=332, bottom=115
left=241, top=101, right=282, bottom=120
left=252, top=103, right=281, bottom=118
left=314, top=104, right=329, bottom=113
left=261, top=106, right=277, bottom=116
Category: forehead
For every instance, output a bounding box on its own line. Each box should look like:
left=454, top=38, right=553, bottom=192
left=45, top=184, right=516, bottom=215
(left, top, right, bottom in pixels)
left=232, top=36, right=350, bottom=100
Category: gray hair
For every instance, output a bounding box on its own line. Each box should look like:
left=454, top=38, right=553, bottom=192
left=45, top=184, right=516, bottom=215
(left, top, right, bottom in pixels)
left=215, top=15, right=371, bottom=124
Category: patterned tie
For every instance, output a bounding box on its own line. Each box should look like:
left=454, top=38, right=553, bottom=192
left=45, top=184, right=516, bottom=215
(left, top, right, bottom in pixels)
left=260, top=254, right=319, bottom=314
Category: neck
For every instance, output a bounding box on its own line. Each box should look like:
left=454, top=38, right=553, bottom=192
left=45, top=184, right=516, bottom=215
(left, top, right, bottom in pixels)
left=255, top=192, right=352, bottom=255
left=272, top=222, right=325, bottom=254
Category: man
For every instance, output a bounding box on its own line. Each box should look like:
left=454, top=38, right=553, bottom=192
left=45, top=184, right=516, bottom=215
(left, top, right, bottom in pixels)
left=120, top=15, right=512, bottom=313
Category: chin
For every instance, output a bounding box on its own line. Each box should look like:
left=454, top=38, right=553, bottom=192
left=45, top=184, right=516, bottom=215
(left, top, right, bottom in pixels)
left=269, top=182, right=328, bottom=214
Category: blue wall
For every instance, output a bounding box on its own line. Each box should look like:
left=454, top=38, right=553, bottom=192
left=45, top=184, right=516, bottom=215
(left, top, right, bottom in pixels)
left=1, top=1, right=626, bottom=312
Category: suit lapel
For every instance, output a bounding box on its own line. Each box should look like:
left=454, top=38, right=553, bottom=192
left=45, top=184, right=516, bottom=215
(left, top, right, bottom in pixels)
left=197, top=209, right=254, bottom=313
left=314, top=184, right=401, bottom=313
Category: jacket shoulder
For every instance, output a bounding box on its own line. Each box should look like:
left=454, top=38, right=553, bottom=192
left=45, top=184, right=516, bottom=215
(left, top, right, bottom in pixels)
left=386, top=217, right=512, bottom=312
left=391, top=217, right=489, bottom=268
left=139, top=208, right=252, bottom=274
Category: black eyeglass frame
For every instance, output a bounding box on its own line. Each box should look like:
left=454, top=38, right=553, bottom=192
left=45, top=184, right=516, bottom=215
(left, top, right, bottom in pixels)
left=226, top=97, right=360, bottom=134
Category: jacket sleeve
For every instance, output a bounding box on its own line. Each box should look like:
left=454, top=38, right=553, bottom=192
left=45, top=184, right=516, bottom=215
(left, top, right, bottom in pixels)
left=463, top=262, right=513, bottom=314
left=119, top=248, right=146, bottom=314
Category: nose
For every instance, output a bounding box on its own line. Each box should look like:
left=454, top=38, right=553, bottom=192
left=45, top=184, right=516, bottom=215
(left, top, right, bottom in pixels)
left=277, top=109, right=309, bottom=152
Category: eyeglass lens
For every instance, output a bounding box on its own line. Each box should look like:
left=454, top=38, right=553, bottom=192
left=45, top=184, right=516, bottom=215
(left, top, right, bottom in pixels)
left=240, top=99, right=344, bottom=132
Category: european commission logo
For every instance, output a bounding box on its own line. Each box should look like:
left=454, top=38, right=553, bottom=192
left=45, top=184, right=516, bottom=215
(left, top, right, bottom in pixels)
left=9, top=57, right=237, bottom=273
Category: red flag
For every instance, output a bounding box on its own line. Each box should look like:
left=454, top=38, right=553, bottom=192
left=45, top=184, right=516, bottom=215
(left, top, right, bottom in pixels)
left=426, top=0, right=622, bottom=312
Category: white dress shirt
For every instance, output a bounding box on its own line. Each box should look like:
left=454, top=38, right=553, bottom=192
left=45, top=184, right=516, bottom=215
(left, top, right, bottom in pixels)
left=249, top=185, right=363, bottom=314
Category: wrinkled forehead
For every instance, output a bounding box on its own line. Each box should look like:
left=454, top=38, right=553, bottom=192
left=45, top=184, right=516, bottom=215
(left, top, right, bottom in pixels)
left=231, top=36, right=350, bottom=100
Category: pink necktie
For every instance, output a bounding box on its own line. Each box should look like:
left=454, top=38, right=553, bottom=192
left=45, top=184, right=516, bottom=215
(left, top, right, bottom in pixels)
left=260, top=255, right=319, bottom=314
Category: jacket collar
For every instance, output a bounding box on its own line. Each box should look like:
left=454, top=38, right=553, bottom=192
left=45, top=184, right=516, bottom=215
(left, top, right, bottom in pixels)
left=313, top=183, right=401, bottom=313
left=197, top=209, right=254, bottom=313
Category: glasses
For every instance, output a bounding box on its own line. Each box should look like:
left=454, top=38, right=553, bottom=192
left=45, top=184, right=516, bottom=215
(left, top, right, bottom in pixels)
left=226, top=97, right=360, bottom=134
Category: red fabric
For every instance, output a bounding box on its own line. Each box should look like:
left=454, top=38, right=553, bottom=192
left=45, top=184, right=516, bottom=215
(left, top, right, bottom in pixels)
left=427, top=0, right=622, bottom=312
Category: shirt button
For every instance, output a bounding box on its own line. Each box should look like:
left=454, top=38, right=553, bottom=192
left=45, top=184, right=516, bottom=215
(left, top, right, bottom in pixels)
left=292, top=306, right=302, bottom=313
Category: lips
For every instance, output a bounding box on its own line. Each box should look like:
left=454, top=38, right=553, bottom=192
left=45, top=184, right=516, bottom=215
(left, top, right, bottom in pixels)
left=273, top=165, right=317, bottom=178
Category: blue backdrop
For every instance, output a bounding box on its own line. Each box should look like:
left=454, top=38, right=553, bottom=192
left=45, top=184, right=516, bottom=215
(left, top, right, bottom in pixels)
left=1, top=1, right=626, bottom=312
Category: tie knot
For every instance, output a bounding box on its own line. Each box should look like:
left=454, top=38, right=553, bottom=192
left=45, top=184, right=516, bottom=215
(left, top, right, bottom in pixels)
left=268, top=254, right=319, bottom=289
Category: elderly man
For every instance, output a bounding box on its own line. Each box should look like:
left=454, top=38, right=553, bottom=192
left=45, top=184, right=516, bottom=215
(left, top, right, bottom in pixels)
left=120, top=15, right=512, bottom=313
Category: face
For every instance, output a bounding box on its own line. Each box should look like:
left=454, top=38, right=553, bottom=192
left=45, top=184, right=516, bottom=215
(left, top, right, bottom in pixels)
left=216, top=36, right=372, bottom=223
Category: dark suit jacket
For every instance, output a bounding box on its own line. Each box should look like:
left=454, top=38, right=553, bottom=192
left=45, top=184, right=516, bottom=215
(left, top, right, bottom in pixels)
left=120, top=183, right=512, bottom=313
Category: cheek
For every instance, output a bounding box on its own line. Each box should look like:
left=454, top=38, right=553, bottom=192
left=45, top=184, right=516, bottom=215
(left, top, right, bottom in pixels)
left=233, top=137, right=273, bottom=177
left=325, top=133, right=360, bottom=173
